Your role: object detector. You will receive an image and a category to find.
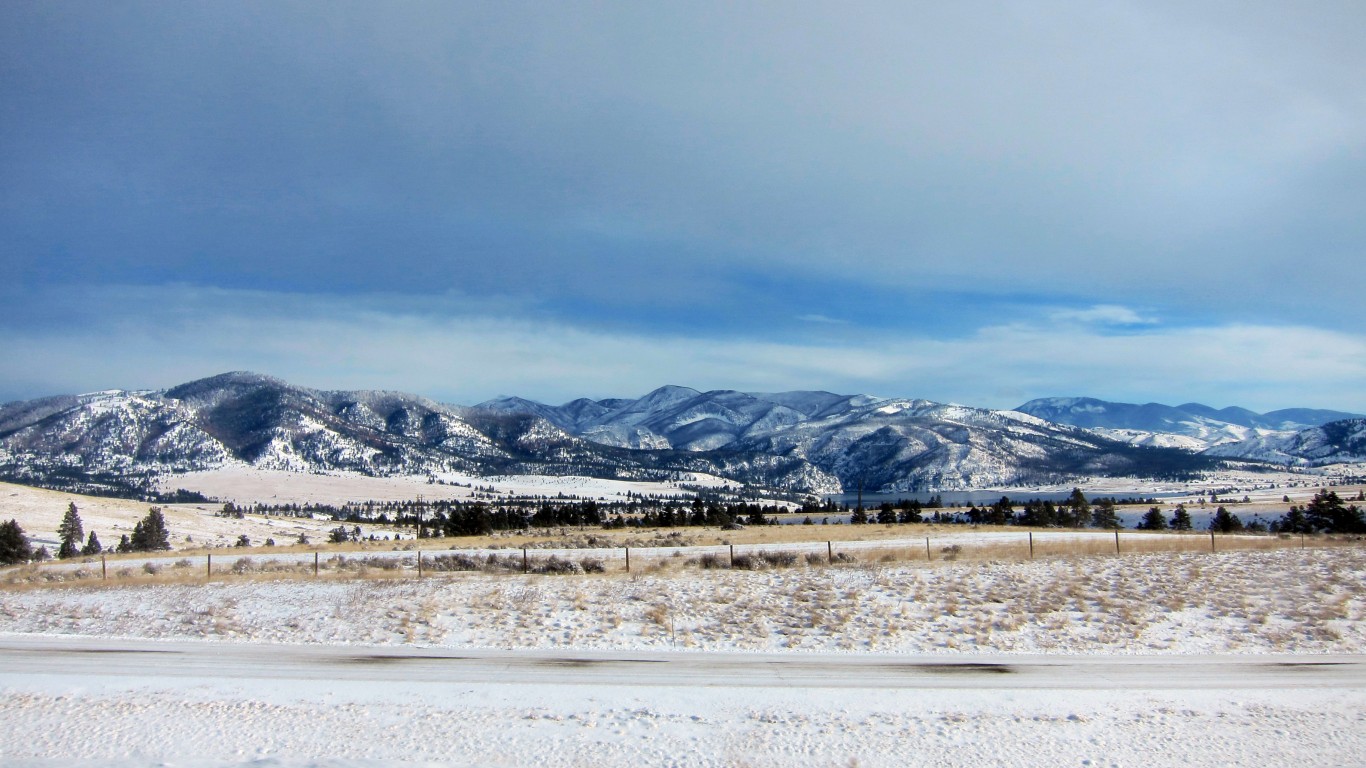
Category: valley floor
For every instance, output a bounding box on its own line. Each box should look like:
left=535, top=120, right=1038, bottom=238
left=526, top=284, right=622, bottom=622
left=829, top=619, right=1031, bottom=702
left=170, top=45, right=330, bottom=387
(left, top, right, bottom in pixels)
left=2, top=546, right=1365, bottom=766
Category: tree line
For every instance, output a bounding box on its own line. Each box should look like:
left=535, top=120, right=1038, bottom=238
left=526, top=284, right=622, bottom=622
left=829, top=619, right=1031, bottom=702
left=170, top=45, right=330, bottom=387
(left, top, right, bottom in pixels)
left=0, top=504, right=171, bottom=566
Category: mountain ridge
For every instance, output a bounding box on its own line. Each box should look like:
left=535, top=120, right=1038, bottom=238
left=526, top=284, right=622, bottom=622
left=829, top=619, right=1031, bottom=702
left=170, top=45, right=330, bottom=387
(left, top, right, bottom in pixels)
left=3, top=373, right=1361, bottom=499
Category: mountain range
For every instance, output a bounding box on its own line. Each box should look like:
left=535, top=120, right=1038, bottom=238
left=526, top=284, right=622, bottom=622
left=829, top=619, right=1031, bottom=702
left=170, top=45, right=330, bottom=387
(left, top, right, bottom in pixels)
left=0, top=372, right=1362, bottom=499
left=1014, top=397, right=1361, bottom=450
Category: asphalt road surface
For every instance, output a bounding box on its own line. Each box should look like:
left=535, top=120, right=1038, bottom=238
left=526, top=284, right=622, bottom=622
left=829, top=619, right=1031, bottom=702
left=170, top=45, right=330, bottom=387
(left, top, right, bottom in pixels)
left=3, top=635, right=1363, bottom=691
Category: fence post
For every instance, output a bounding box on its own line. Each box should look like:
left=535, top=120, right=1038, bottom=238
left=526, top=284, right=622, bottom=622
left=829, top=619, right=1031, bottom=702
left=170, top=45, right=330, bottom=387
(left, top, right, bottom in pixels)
left=729, top=544, right=735, bottom=568
left=314, top=551, right=319, bottom=576
left=417, top=550, right=423, bottom=578
left=522, top=547, right=528, bottom=573
left=206, top=553, right=212, bottom=579
left=1210, top=531, right=1216, bottom=553
left=1114, top=530, right=1121, bottom=555
left=827, top=540, right=833, bottom=564
left=1028, top=531, right=1034, bottom=559
left=625, top=546, right=631, bottom=573
left=925, top=537, right=932, bottom=561
left=101, top=555, right=107, bottom=580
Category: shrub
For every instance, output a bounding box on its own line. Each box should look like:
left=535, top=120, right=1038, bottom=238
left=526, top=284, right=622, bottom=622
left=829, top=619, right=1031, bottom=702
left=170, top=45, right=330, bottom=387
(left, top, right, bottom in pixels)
left=694, top=553, right=727, bottom=570
left=579, top=558, right=606, bottom=574
left=760, top=551, right=798, bottom=567
left=534, top=556, right=584, bottom=575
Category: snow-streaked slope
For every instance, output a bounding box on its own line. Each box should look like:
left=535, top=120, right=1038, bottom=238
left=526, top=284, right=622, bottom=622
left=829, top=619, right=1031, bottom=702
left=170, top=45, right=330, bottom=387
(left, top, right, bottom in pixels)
left=1204, top=419, right=1366, bottom=466
left=1016, top=396, right=1364, bottom=450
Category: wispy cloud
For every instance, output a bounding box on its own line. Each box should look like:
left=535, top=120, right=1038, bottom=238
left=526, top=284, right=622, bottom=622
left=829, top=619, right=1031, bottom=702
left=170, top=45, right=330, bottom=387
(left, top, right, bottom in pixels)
left=1, top=286, right=1362, bottom=413
left=1048, top=304, right=1158, bottom=327
left=796, top=314, right=850, bottom=325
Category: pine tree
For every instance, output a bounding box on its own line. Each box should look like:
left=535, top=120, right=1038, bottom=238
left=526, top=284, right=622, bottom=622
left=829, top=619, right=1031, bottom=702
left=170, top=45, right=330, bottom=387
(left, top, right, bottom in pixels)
left=1170, top=504, right=1194, bottom=531
left=1090, top=498, right=1121, bottom=529
left=57, top=502, right=85, bottom=559
left=130, top=507, right=171, bottom=551
left=81, top=530, right=102, bottom=556
left=0, top=519, right=34, bottom=565
left=1136, top=507, right=1167, bottom=530
left=1065, top=488, right=1089, bottom=528
left=1208, top=506, right=1244, bottom=533
left=1303, top=489, right=1365, bottom=533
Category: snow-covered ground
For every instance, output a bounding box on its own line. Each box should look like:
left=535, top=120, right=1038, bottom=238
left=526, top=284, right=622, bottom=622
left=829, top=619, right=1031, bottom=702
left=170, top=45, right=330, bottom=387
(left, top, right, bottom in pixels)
left=3, top=547, right=1366, bottom=765
left=0, top=481, right=410, bottom=551
left=159, top=466, right=745, bottom=506
left=3, top=637, right=1364, bottom=768
left=6, top=548, right=1362, bottom=654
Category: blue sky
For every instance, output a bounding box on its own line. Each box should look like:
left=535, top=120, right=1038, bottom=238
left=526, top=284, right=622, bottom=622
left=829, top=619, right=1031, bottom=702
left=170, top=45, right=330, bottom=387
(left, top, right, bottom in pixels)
left=3, top=2, right=1364, bottom=412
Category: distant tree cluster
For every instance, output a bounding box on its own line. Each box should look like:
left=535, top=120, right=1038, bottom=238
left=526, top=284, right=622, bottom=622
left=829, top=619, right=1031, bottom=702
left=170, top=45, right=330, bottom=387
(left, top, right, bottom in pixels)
left=1273, top=490, right=1365, bottom=534
left=116, top=508, right=171, bottom=553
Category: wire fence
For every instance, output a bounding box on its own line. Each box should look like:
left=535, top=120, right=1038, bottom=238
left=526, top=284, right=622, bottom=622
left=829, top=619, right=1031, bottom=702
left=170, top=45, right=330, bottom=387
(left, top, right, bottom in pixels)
left=4, top=528, right=1359, bottom=588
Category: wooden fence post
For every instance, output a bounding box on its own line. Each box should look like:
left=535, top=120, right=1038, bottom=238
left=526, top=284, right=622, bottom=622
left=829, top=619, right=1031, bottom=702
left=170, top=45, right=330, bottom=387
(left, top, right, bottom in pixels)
left=522, top=547, right=528, bottom=573
left=625, top=546, right=631, bottom=573
left=1114, top=530, right=1121, bottom=555
left=729, top=544, right=735, bottom=568
left=1028, top=531, right=1034, bottom=559
left=925, top=537, right=932, bottom=561
left=417, top=550, right=423, bottom=578
left=101, top=555, right=107, bottom=580
left=314, top=551, right=319, bottom=576
left=1210, top=531, right=1216, bottom=552
left=827, top=541, right=833, bottom=564
left=206, top=553, right=212, bottom=579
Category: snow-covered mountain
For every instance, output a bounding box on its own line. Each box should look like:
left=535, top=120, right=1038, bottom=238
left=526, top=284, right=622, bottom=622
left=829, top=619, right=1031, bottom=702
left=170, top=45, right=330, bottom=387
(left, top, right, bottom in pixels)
left=0, top=373, right=832, bottom=496
left=477, top=388, right=1225, bottom=492
left=1013, top=397, right=1364, bottom=450
left=476, top=387, right=886, bottom=451
left=1202, top=419, right=1366, bottom=466
left=6, top=373, right=1324, bottom=499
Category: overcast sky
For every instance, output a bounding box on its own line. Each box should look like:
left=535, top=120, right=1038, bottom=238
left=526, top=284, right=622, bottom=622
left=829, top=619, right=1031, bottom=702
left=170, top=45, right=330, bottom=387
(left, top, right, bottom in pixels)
left=3, top=1, right=1364, bottom=411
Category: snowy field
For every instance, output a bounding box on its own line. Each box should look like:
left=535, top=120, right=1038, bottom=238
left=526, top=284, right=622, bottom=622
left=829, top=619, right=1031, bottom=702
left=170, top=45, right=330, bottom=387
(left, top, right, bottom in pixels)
left=3, top=546, right=1366, bottom=765
left=159, top=466, right=744, bottom=506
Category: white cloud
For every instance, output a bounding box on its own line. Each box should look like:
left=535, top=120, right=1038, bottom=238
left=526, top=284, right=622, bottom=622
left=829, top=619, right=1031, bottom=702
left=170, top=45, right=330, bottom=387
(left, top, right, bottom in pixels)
left=1048, top=305, right=1157, bottom=326
left=795, top=314, right=850, bottom=325
left=1, top=286, right=1363, bottom=413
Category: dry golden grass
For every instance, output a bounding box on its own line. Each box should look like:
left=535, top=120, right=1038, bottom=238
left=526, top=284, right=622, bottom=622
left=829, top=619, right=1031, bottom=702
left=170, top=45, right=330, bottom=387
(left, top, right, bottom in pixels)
left=5, top=523, right=1360, bottom=591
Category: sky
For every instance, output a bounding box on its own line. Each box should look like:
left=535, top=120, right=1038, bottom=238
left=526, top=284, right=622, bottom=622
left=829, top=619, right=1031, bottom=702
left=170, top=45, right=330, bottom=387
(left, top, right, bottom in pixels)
left=2, top=1, right=1364, bottom=412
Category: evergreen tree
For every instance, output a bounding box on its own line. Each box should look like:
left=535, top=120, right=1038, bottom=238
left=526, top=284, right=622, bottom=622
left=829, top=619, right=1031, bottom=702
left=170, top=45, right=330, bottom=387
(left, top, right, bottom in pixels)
left=0, top=519, right=34, bottom=565
left=116, top=534, right=133, bottom=553
left=1208, top=506, right=1244, bottom=533
left=1170, top=504, right=1194, bottom=531
left=985, top=497, right=1013, bottom=526
left=1275, top=505, right=1311, bottom=534
left=1304, top=489, right=1366, bottom=533
left=57, top=502, right=85, bottom=559
left=850, top=506, right=869, bottom=524
left=81, top=530, right=103, bottom=556
left=1090, top=498, right=1121, bottom=529
left=129, top=507, right=171, bottom=551
left=897, top=503, right=923, bottom=524
left=1065, top=488, right=1089, bottom=528
left=1136, top=507, right=1168, bottom=530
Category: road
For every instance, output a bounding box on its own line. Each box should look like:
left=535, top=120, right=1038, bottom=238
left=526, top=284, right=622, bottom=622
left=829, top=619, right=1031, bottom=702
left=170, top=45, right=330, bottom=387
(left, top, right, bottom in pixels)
left=4, top=635, right=1364, bottom=691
